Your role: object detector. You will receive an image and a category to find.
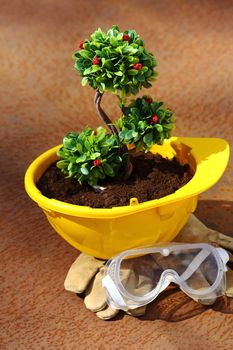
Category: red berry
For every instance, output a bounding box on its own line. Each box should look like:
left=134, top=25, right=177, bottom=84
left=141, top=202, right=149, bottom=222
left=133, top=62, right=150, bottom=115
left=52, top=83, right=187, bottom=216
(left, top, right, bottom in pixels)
left=79, top=40, right=85, bottom=49
left=151, top=115, right=159, bottom=124
left=93, top=159, right=101, bottom=167
left=93, top=130, right=97, bottom=136
left=92, top=56, right=100, bottom=65
left=123, top=34, right=130, bottom=42
left=145, top=97, right=153, bottom=104
left=133, top=63, right=142, bottom=70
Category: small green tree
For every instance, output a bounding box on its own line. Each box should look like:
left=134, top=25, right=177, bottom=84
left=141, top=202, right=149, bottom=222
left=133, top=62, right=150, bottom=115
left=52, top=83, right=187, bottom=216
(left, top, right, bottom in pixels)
left=57, top=25, right=174, bottom=186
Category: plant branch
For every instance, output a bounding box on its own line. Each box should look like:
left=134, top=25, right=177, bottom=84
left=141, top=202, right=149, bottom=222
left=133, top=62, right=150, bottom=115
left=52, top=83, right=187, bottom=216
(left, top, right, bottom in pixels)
left=94, top=90, right=133, bottom=179
left=94, top=91, right=119, bottom=138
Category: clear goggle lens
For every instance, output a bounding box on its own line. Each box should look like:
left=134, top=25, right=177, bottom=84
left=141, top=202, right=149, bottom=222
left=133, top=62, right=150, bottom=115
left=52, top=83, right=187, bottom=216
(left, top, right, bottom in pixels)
left=119, top=247, right=219, bottom=297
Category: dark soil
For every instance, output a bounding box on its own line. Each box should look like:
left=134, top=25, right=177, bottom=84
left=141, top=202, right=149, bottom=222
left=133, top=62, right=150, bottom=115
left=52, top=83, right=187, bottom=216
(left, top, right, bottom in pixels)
left=37, top=152, right=193, bottom=208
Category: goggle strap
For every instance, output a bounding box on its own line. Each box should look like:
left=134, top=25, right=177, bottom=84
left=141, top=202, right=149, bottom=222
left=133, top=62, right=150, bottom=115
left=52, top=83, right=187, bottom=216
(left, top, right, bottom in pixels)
left=102, top=275, right=128, bottom=311
left=180, top=249, right=211, bottom=281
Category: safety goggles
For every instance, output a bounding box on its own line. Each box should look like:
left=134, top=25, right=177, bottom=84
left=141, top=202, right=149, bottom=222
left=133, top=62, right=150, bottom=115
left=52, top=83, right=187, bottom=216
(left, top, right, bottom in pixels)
left=102, top=243, right=229, bottom=311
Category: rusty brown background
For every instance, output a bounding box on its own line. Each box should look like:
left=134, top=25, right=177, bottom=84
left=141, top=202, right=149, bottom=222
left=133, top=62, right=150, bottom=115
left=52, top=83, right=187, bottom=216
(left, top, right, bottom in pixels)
left=1, top=0, right=233, bottom=349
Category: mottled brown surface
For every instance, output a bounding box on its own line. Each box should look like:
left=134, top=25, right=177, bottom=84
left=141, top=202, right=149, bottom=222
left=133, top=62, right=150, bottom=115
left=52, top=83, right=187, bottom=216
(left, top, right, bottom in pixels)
left=1, top=0, right=233, bottom=349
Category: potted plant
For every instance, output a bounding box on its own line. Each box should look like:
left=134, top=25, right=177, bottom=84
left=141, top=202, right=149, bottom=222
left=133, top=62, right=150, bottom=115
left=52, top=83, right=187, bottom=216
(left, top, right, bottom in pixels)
left=24, top=25, right=229, bottom=259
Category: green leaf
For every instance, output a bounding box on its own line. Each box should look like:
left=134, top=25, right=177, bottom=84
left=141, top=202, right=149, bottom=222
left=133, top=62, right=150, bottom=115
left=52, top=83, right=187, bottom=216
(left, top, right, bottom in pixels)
left=75, top=142, right=83, bottom=154
left=132, top=77, right=138, bottom=85
left=100, top=82, right=106, bottom=91
left=83, top=67, right=93, bottom=75
left=117, top=33, right=123, bottom=41
left=91, top=167, right=105, bottom=180
left=141, top=66, right=148, bottom=73
left=95, top=50, right=103, bottom=57
left=102, top=163, right=114, bottom=176
left=135, top=139, right=144, bottom=151
left=119, top=63, right=125, bottom=71
left=81, top=166, right=89, bottom=175
left=114, top=46, right=122, bottom=54
left=96, top=127, right=106, bottom=141
left=138, top=120, right=146, bottom=130
left=92, top=65, right=101, bottom=72
left=115, top=71, right=123, bottom=76
left=143, top=131, right=153, bottom=146
left=155, top=124, right=163, bottom=132
left=79, top=50, right=93, bottom=60
left=127, top=69, right=139, bottom=76
left=110, top=36, right=118, bottom=47
left=142, top=82, right=152, bottom=88
left=102, top=137, right=116, bottom=147
left=119, top=130, right=127, bottom=140
left=67, top=163, right=73, bottom=171
left=94, top=30, right=103, bottom=40
left=81, top=77, right=88, bottom=86
left=89, top=152, right=101, bottom=160
left=122, top=46, right=137, bottom=54
left=138, top=75, right=145, bottom=82
left=103, top=60, right=114, bottom=69
left=76, top=154, right=86, bottom=163
left=127, top=56, right=138, bottom=63
left=125, top=130, right=137, bottom=140
left=84, top=140, right=91, bottom=151
left=56, top=160, right=68, bottom=169
left=100, top=147, right=109, bottom=156
left=130, top=107, right=141, bottom=118
left=163, top=123, right=173, bottom=130
left=157, top=109, right=165, bottom=118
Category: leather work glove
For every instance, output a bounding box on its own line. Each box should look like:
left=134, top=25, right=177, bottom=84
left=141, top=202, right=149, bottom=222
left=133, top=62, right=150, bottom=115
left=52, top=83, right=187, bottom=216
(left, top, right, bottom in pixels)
left=64, top=253, right=147, bottom=320
left=64, top=214, right=233, bottom=319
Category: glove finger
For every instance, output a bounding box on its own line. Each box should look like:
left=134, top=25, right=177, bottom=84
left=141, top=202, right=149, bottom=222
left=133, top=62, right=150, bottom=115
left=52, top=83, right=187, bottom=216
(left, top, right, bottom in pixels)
left=126, top=305, right=147, bottom=317
left=64, top=253, right=104, bottom=294
left=226, top=269, right=233, bottom=298
left=208, top=233, right=233, bottom=251
left=96, top=305, right=119, bottom=320
left=84, top=267, right=107, bottom=312
left=85, top=267, right=132, bottom=313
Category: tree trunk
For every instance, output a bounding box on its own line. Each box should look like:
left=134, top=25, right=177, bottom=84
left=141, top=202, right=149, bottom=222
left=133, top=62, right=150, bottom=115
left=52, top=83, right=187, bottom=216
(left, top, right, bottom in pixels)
left=94, top=91, right=119, bottom=138
left=94, top=90, right=133, bottom=179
